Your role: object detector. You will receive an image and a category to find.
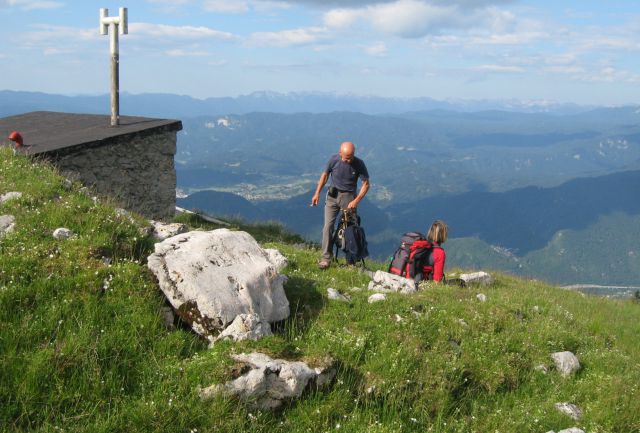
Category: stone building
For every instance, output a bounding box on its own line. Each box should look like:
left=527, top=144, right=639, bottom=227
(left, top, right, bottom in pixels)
left=0, top=111, right=182, bottom=220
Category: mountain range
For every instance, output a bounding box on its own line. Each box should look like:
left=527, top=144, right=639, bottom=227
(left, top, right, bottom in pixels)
left=2, top=90, right=639, bottom=286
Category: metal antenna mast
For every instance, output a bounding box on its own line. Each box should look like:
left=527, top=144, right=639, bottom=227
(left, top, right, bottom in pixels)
left=100, top=7, right=128, bottom=127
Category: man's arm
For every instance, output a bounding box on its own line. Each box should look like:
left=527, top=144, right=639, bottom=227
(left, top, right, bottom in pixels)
left=347, top=178, right=369, bottom=210
left=311, top=172, right=329, bottom=206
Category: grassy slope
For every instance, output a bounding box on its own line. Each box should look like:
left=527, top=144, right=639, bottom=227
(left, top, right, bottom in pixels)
left=1, top=147, right=639, bottom=433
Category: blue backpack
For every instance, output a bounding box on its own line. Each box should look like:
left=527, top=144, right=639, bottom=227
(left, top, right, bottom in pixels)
left=333, top=209, right=369, bottom=266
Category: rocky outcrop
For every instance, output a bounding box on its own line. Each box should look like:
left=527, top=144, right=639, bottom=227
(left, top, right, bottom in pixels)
left=199, top=352, right=336, bottom=409
left=367, top=270, right=416, bottom=294
left=147, top=229, right=289, bottom=341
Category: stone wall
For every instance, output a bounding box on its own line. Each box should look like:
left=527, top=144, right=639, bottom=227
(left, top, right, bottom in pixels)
left=52, top=130, right=176, bottom=220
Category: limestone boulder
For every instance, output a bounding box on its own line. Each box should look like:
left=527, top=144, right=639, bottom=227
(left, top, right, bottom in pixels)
left=199, top=352, right=336, bottom=410
left=367, top=270, right=416, bottom=294
left=147, top=229, right=289, bottom=341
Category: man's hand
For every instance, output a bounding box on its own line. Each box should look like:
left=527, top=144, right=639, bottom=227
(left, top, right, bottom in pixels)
left=347, top=199, right=358, bottom=210
left=311, top=193, right=320, bottom=206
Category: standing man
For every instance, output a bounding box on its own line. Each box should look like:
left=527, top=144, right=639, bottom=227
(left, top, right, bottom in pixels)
left=311, top=141, right=370, bottom=269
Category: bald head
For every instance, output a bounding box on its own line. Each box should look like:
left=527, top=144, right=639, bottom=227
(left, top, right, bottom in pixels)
left=339, top=141, right=355, bottom=163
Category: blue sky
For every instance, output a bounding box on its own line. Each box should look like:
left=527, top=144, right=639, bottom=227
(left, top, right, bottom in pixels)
left=1, top=0, right=640, bottom=105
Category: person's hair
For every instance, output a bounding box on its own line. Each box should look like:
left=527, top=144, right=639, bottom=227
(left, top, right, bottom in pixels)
left=427, top=220, right=448, bottom=244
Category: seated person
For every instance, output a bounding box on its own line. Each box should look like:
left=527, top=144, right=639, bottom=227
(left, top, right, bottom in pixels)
left=421, top=220, right=448, bottom=283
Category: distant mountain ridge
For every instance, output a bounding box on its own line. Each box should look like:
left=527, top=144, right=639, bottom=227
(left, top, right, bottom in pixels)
left=178, top=168, right=640, bottom=285
left=0, top=89, right=595, bottom=119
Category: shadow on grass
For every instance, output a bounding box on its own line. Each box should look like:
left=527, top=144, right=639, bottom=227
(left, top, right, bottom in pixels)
left=272, top=275, right=324, bottom=340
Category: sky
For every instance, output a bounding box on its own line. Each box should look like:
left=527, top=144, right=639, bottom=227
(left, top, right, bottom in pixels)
left=1, top=0, right=640, bottom=105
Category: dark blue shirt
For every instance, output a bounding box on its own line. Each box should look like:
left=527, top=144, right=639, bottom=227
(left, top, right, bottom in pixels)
left=324, top=154, right=369, bottom=193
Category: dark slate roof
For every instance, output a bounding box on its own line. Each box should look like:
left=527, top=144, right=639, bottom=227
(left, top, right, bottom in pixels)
left=0, top=111, right=182, bottom=155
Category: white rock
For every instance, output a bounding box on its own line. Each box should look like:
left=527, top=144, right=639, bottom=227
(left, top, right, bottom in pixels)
left=476, top=293, right=487, bottom=302
left=0, top=191, right=22, bottom=204
left=214, top=313, right=272, bottom=344
left=558, top=428, right=585, bottom=433
left=147, top=229, right=290, bottom=340
left=551, top=351, right=580, bottom=377
left=265, top=248, right=289, bottom=270
left=327, top=288, right=350, bottom=302
left=460, top=271, right=493, bottom=285
left=151, top=220, right=189, bottom=241
left=534, top=364, right=548, bottom=374
left=367, top=270, right=416, bottom=294
left=368, top=293, right=387, bottom=303
left=199, top=352, right=335, bottom=409
left=53, top=228, right=74, bottom=240
left=554, top=402, right=583, bottom=420
left=0, top=215, right=16, bottom=237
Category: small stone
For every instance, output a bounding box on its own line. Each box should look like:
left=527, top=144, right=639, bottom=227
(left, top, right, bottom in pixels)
left=551, top=351, right=580, bottom=377
left=62, top=179, right=73, bottom=190
left=533, top=305, right=541, bottom=313
left=367, top=270, right=416, bottom=294
left=53, top=228, right=74, bottom=240
left=554, top=402, right=583, bottom=420
left=368, top=293, right=387, bottom=303
left=161, top=306, right=175, bottom=330
left=457, top=319, right=468, bottom=327
left=534, top=364, right=548, bottom=374
left=558, top=428, right=585, bottom=433
left=0, top=191, right=22, bottom=204
left=460, top=271, right=493, bottom=285
left=0, top=215, right=16, bottom=237
left=476, top=293, right=487, bottom=302
left=150, top=220, right=188, bottom=241
left=327, top=288, right=350, bottom=302
left=394, top=314, right=403, bottom=322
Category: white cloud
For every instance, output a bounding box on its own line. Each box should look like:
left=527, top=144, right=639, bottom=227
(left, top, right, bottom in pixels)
left=2, top=0, right=64, bottom=10
left=365, top=42, right=387, bottom=56
left=202, top=0, right=290, bottom=14
left=323, top=0, right=523, bottom=39
left=543, top=65, right=584, bottom=74
left=472, top=64, right=525, bottom=73
left=165, top=49, right=209, bottom=57
left=249, top=27, right=327, bottom=47
left=203, top=0, right=249, bottom=13
left=130, top=23, right=236, bottom=40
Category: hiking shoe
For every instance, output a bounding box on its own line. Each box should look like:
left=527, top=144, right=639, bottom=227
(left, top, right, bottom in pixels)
left=318, top=259, right=331, bottom=270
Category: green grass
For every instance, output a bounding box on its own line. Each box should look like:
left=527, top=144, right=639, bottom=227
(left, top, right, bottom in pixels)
left=1, top=146, right=640, bottom=432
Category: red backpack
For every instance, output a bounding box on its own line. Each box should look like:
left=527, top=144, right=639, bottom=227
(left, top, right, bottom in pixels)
left=388, top=232, right=440, bottom=282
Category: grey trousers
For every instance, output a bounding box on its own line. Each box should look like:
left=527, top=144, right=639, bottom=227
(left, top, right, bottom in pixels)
left=321, top=190, right=356, bottom=260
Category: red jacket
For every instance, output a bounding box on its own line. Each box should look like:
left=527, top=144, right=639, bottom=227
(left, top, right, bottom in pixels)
left=422, top=244, right=446, bottom=282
